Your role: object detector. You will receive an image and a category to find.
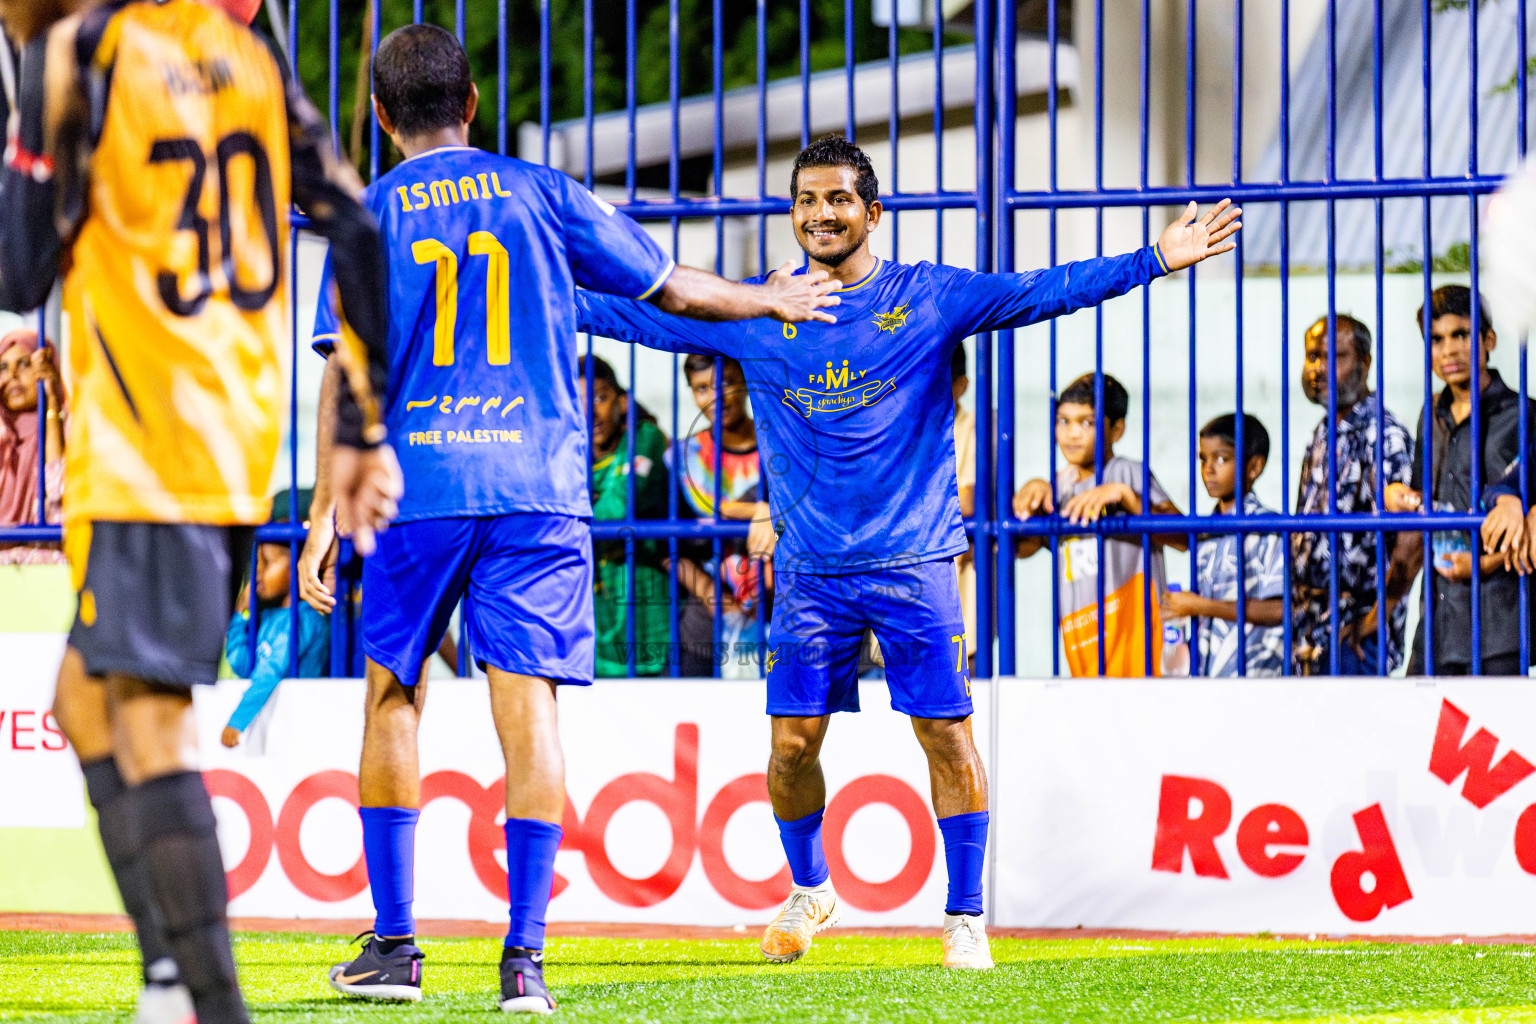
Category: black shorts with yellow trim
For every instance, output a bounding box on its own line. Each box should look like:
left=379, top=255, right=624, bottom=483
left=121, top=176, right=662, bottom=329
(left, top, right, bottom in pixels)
left=66, top=521, right=255, bottom=688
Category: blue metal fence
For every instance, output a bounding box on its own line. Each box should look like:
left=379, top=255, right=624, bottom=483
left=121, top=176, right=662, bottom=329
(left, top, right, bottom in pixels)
left=3, top=0, right=1531, bottom=683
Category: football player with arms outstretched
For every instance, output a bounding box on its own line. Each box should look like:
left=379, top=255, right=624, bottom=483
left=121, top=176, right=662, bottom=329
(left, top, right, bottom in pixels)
left=578, top=134, right=1241, bottom=970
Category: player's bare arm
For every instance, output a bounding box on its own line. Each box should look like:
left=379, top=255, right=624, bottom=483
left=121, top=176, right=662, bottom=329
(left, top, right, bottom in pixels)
left=651, top=261, right=840, bottom=324
left=297, top=357, right=342, bottom=612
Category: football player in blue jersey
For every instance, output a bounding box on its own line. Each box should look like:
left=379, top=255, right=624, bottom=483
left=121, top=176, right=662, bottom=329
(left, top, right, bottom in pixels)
left=304, top=26, right=839, bottom=1013
left=577, top=134, right=1241, bottom=969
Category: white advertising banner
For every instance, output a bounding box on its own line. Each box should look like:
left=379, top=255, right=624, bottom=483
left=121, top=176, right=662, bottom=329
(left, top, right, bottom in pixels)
left=0, top=633, right=83, bottom=829
left=995, top=678, right=1536, bottom=935
left=11, top=631, right=1536, bottom=935
left=195, top=677, right=985, bottom=927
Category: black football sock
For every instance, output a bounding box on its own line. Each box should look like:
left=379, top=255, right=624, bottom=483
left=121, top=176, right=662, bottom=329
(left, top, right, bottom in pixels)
left=80, top=757, right=179, bottom=987
left=374, top=935, right=416, bottom=956
left=128, top=771, right=249, bottom=1024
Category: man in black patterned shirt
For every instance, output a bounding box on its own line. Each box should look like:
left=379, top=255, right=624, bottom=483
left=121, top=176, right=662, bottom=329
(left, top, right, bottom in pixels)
left=1292, top=315, right=1417, bottom=676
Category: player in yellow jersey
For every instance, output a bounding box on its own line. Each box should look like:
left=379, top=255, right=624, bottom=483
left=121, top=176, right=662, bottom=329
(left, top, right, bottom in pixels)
left=0, top=2, right=399, bottom=1023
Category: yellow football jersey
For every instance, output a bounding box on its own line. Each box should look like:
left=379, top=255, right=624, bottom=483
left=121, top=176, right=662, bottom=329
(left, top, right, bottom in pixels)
left=60, top=0, right=291, bottom=526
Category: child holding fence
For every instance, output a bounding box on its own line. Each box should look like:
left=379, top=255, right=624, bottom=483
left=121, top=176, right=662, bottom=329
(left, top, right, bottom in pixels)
left=1013, top=373, right=1185, bottom=676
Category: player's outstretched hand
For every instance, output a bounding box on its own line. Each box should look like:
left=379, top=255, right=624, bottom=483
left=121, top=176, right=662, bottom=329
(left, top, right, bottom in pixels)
left=331, top=443, right=403, bottom=558
left=297, top=509, right=339, bottom=614
left=1156, top=200, right=1242, bottom=271
left=762, top=261, right=840, bottom=324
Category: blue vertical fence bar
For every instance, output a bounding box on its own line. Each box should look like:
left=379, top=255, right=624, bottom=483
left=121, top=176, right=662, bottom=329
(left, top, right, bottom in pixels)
left=1519, top=0, right=1530, bottom=676
left=666, top=0, right=681, bottom=677
left=973, top=0, right=995, bottom=682
left=1280, top=0, right=1295, bottom=675
left=1421, top=0, right=1435, bottom=677
left=995, top=0, right=1016, bottom=677
left=1047, top=0, right=1061, bottom=678
left=623, top=0, right=639, bottom=679
left=1372, top=0, right=1387, bottom=671
left=1325, top=0, right=1340, bottom=678
left=1185, top=0, right=1200, bottom=672
left=1139, top=0, right=1153, bottom=676
left=1093, top=0, right=1107, bottom=677
left=710, top=0, right=725, bottom=678
left=1467, top=0, right=1483, bottom=675
left=1233, top=0, right=1248, bottom=677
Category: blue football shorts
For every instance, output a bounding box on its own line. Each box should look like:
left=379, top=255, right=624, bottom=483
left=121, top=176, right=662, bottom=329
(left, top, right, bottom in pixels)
left=361, top=513, right=594, bottom=686
left=767, top=557, right=972, bottom=719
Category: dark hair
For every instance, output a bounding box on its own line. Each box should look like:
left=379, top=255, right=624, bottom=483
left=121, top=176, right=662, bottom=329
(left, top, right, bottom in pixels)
left=580, top=354, right=658, bottom=425
left=1058, top=373, right=1129, bottom=425
left=1309, top=313, right=1373, bottom=362
left=950, top=343, right=966, bottom=384
left=579, top=354, right=621, bottom=393
left=790, top=134, right=879, bottom=210
left=1199, top=413, right=1270, bottom=464
left=683, top=352, right=744, bottom=381
left=373, top=24, right=472, bottom=138
left=1418, top=284, right=1494, bottom=336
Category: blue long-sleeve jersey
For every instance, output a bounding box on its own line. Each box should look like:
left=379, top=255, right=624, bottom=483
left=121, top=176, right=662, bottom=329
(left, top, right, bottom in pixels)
left=577, top=248, right=1168, bottom=574
left=224, top=603, right=330, bottom=732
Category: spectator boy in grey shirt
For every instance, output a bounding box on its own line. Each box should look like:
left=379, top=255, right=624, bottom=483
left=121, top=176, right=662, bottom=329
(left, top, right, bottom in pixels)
left=1014, top=374, right=1185, bottom=675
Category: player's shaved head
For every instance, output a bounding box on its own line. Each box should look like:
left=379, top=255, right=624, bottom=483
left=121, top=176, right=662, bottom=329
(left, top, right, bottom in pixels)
left=373, top=23, right=472, bottom=139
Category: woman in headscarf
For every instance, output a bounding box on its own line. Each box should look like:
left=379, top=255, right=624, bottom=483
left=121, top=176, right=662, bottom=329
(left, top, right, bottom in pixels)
left=0, top=328, right=66, bottom=564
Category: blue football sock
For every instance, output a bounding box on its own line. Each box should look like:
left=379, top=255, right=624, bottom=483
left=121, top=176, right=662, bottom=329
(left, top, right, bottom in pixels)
left=504, top=818, right=563, bottom=950
left=937, top=810, right=988, bottom=917
left=775, top=808, right=830, bottom=888
left=360, top=806, right=419, bottom=938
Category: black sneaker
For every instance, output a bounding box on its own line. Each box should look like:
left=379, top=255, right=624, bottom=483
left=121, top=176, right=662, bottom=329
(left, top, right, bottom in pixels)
left=499, top=946, right=556, bottom=1014
left=327, top=931, right=425, bottom=1002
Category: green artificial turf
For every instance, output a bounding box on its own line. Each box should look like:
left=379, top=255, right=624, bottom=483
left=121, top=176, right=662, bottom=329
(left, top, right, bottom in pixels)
left=4, top=930, right=1536, bottom=1023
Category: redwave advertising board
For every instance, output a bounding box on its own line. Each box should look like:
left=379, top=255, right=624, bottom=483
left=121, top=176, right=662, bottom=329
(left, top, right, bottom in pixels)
left=993, top=678, right=1536, bottom=935
left=8, top=638, right=1536, bottom=933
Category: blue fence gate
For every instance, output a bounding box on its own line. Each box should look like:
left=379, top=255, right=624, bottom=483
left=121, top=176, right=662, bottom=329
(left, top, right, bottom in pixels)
left=5, top=0, right=1533, bottom=684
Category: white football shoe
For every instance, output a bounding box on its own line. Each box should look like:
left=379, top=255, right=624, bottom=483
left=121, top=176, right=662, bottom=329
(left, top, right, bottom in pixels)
left=941, top=913, right=994, bottom=970
left=760, top=882, right=841, bottom=963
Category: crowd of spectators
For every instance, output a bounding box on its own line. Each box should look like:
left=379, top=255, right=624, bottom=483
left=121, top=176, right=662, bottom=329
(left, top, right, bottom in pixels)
left=1008, top=284, right=1536, bottom=678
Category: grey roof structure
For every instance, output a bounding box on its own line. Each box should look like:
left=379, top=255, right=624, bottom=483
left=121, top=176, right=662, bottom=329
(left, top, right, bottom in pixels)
left=1245, top=0, right=1536, bottom=270
left=519, top=38, right=1078, bottom=183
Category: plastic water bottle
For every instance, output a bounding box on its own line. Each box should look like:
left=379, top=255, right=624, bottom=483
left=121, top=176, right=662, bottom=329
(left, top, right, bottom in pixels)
left=1161, top=583, right=1191, bottom=677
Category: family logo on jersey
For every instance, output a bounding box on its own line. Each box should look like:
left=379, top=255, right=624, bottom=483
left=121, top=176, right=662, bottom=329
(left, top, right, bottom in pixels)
left=782, top=359, right=896, bottom=417
left=395, top=173, right=515, bottom=213
left=871, top=304, right=911, bottom=333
